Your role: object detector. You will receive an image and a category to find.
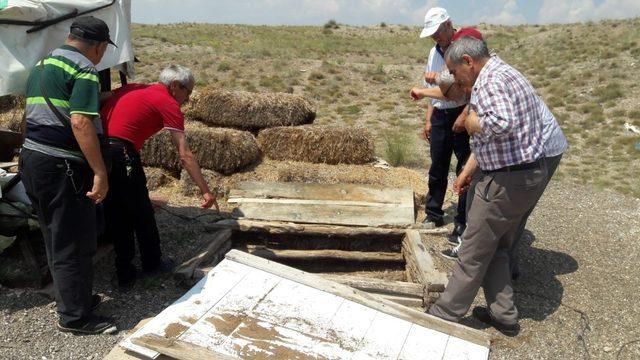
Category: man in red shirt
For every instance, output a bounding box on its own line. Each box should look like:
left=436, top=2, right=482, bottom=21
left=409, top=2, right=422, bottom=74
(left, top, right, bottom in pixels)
left=101, top=64, right=218, bottom=289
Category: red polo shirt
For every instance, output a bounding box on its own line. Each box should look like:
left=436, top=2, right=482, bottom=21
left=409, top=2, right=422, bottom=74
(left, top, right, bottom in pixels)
left=101, top=83, right=184, bottom=151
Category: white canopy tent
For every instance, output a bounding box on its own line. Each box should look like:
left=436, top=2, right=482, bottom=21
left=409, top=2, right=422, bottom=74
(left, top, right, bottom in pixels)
left=0, top=0, right=135, bottom=96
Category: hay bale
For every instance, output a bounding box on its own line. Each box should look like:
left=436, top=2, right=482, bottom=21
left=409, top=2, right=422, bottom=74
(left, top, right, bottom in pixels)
left=257, top=125, right=375, bottom=165
left=0, top=95, right=25, bottom=132
left=186, top=89, right=315, bottom=130
left=144, top=167, right=177, bottom=191
left=140, top=125, right=261, bottom=175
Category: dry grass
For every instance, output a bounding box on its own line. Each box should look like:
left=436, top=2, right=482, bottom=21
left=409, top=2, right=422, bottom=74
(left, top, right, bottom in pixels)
left=140, top=123, right=261, bottom=175
left=185, top=88, right=316, bottom=130
left=257, top=125, right=375, bottom=164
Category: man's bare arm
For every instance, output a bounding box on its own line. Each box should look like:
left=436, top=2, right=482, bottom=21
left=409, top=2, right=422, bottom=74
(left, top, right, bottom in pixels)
left=70, top=113, right=108, bottom=203
left=170, top=130, right=219, bottom=210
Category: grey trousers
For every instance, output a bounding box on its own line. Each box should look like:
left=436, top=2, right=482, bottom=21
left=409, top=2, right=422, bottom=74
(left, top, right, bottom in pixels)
left=509, top=154, right=563, bottom=275
left=428, top=161, right=547, bottom=325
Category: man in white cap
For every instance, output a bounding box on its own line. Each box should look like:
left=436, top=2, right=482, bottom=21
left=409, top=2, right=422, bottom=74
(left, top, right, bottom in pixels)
left=418, top=7, right=471, bottom=245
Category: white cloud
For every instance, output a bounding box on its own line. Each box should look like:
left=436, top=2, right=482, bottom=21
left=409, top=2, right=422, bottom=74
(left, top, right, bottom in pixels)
left=475, top=0, right=527, bottom=25
left=538, top=0, right=640, bottom=23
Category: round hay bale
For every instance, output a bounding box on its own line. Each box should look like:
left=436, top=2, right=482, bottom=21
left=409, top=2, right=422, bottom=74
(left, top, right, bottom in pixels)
left=257, top=125, right=375, bottom=165
left=0, top=95, right=25, bottom=132
left=144, top=167, right=177, bottom=191
left=140, top=125, right=261, bottom=175
left=186, top=89, right=316, bottom=130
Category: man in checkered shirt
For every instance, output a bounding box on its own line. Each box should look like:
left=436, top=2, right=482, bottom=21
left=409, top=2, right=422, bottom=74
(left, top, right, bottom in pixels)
left=427, top=36, right=554, bottom=337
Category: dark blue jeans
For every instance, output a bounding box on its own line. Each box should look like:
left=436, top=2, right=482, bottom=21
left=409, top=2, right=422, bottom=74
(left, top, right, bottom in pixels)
left=103, top=139, right=162, bottom=284
left=19, top=148, right=96, bottom=325
left=426, top=106, right=471, bottom=226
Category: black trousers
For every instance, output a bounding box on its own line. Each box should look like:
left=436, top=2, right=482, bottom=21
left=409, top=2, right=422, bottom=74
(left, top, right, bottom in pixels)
left=103, top=139, right=161, bottom=283
left=19, top=148, right=96, bottom=325
left=426, top=106, right=471, bottom=226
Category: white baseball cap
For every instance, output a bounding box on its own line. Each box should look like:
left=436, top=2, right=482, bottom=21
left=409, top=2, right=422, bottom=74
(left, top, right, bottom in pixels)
left=419, top=7, right=450, bottom=38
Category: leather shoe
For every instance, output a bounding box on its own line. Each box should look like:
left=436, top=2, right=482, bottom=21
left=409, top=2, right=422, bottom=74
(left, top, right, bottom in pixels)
left=472, top=306, right=520, bottom=337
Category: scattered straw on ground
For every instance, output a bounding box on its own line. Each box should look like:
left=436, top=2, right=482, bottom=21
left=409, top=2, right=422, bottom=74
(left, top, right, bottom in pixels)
left=140, top=123, right=261, bottom=175
left=257, top=125, right=375, bottom=164
left=185, top=88, right=316, bottom=130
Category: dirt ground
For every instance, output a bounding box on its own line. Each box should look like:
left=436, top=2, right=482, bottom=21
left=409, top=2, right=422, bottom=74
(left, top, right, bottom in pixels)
left=1, top=177, right=639, bottom=359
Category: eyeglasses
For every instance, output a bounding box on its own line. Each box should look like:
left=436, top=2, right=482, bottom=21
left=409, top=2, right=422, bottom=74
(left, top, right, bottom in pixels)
left=178, top=82, right=193, bottom=96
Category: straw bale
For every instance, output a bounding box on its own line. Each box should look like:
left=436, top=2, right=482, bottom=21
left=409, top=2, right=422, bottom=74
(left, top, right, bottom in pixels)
left=178, top=159, right=427, bottom=206
left=0, top=96, right=25, bottom=132
left=257, top=125, right=375, bottom=164
left=186, top=89, right=315, bottom=130
left=144, top=167, right=177, bottom=191
left=140, top=125, right=261, bottom=175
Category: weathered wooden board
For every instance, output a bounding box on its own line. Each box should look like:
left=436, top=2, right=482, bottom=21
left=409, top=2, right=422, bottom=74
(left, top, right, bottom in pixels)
left=229, top=181, right=415, bottom=227
left=206, top=219, right=449, bottom=236
left=403, top=230, right=448, bottom=292
left=230, top=181, right=414, bottom=205
left=121, top=251, right=490, bottom=359
left=233, top=202, right=414, bottom=227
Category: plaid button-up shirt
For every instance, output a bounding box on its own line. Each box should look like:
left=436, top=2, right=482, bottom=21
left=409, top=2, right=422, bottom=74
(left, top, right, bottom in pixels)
left=469, top=56, right=546, bottom=171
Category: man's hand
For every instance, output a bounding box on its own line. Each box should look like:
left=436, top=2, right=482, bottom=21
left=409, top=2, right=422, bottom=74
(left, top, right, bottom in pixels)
left=421, top=120, right=432, bottom=143
left=86, top=173, right=108, bottom=204
left=452, top=108, right=468, bottom=133
left=453, top=173, right=472, bottom=195
left=201, top=192, right=219, bottom=211
left=424, top=71, right=438, bottom=84
left=465, top=109, right=482, bottom=134
left=410, top=87, right=424, bottom=101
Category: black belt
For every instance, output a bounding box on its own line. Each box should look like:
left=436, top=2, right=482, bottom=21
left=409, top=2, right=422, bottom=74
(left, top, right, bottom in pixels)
left=108, top=137, right=135, bottom=151
left=483, top=158, right=543, bottom=173
left=434, top=105, right=466, bottom=115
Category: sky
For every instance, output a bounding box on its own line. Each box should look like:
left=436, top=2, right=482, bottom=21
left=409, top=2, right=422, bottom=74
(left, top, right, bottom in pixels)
left=131, top=0, right=640, bottom=26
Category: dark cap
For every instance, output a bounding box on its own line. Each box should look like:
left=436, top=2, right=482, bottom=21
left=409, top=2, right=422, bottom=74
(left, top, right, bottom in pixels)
left=70, top=16, right=116, bottom=47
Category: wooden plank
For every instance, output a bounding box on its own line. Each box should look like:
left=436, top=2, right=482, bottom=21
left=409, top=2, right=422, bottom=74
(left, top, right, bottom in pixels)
left=177, top=269, right=281, bottom=352
left=228, top=197, right=413, bottom=208
left=351, top=311, right=413, bottom=359
left=233, top=202, right=414, bottom=227
left=327, top=300, right=378, bottom=344
left=398, top=324, right=449, bottom=360
left=442, top=336, right=491, bottom=360
left=403, top=230, right=448, bottom=292
left=174, top=229, right=232, bottom=282
left=205, top=219, right=413, bottom=236
left=225, top=250, right=491, bottom=348
left=321, top=274, right=425, bottom=298
left=131, top=334, right=235, bottom=360
left=377, top=294, right=423, bottom=308
left=250, top=278, right=346, bottom=340
left=247, top=248, right=405, bottom=263
left=231, top=181, right=414, bottom=205
left=120, top=260, right=253, bottom=358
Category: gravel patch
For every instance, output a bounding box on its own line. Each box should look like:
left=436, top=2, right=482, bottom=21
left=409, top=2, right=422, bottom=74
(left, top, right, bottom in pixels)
left=0, top=179, right=638, bottom=359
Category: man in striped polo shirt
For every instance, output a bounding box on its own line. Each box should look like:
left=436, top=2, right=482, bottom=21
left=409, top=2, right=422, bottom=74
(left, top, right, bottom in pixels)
left=19, top=16, right=117, bottom=334
left=419, top=7, right=471, bottom=241
left=427, top=37, right=551, bottom=336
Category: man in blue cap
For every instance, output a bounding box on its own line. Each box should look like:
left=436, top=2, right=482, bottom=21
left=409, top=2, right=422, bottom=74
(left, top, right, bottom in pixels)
left=20, top=16, right=117, bottom=334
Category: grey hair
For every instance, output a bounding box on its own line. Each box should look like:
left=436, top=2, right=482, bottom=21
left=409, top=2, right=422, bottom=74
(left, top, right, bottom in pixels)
left=159, top=65, right=195, bottom=87
left=445, top=37, right=490, bottom=65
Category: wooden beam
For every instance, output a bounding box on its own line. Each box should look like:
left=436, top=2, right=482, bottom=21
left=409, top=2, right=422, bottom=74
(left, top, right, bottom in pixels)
left=205, top=219, right=412, bottom=236
left=377, top=293, right=424, bottom=308
left=131, top=334, right=235, bottom=360
left=247, top=247, right=405, bottom=263
left=320, top=274, right=425, bottom=298
left=225, top=250, right=491, bottom=347
left=233, top=202, right=414, bottom=227
left=174, top=229, right=232, bottom=282
left=402, top=230, right=448, bottom=292
left=230, top=181, right=414, bottom=205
